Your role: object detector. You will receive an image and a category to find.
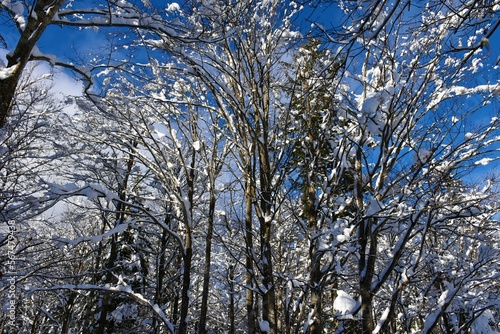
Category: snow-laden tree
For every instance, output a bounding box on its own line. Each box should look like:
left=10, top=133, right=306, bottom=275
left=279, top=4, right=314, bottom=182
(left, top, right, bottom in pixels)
left=0, top=0, right=194, bottom=128
left=83, top=0, right=500, bottom=332
left=48, top=99, right=186, bottom=333
left=0, top=64, right=93, bottom=333
left=165, top=2, right=306, bottom=332
left=277, top=38, right=348, bottom=333
left=306, top=0, right=500, bottom=332
left=2, top=0, right=500, bottom=334
left=0, top=63, right=66, bottom=223
left=9, top=101, right=177, bottom=333
left=0, top=0, right=66, bottom=127
left=41, top=46, right=234, bottom=333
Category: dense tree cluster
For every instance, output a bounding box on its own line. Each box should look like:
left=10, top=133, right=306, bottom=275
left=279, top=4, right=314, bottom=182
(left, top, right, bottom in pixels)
left=1, top=0, right=500, bottom=333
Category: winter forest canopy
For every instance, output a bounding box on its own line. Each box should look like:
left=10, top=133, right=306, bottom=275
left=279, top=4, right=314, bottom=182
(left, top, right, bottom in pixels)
left=1, top=0, right=500, bottom=333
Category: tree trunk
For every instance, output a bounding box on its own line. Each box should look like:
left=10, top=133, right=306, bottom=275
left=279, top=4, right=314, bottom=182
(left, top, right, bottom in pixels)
left=308, top=251, right=323, bottom=334
left=153, top=223, right=169, bottom=334
left=359, top=271, right=374, bottom=333
left=178, top=243, right=192, bottom=334
left=245, top=173, right=256, bottom=334
left=0, top=0, right=65, bottom=128
left=256, top=84, right=277, bottom=332
left=305, top=173, right=322, bottom=334
left=198, top=186, right=216, bottom=333
left=354, top=144, right=376, bottom=334
left=259, top=156, right=277, bottom=333
left=228, top=265, right=236, bottom=334
left=96, top=237, right=118, bottom=334
left=61, top=292, right=76, bottom=334
left=96, top=143, right=136, bottom=334
left=359, top=229, right=378, bottom=334
left=172, top=287, right=180, bottom=327
left=0, top=76, right=19, bottom=128
left=178, top=148, right=196, bottom=334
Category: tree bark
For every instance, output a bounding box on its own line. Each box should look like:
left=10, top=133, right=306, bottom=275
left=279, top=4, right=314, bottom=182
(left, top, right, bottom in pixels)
left=61, top=292, right=76, bottom=334
left=198, top=184, right=216, bottom=333
left=228, top=265, right=236, bottom=334
left=178, top=147, right=197, bottom=334
left=257, top=143, right=277, bottom=333
left=245, top=175, right=257, bottom=334
left=178, top=242, right=192, bottom=334
left=359, top=232, right=377, bottom=334
left=354, top=144, right=376, bottom=334
left=153, top=220, right=169, bottom=334
left=304, top=153, right=322, bottom=334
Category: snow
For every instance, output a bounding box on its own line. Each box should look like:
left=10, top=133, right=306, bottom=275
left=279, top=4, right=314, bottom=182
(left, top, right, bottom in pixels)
left=166, top=3, right=180, bottom=12
left=415, top=148, right=431, bottom=163
left=192, top=140, right=201, bottom=151
left=333, top=290, right=357, bottom=316
left=427, top=83, right=500, bottom=111
left=360, top=94, right=381, bottom=115
left=365, top=197, right=382, bottom=216
left=373, top=307, right=391, bottom=334
left=152, top=303, right=175, bottom=333
left=31, top=45, right=58, bottom=65
left=259, top=320, right=270, bottom=333
left=88, top=183, right=118, bottom=201
left=14, top=13, right=26, bottom=30
left=471, top=310, right=499, bottom=334
left=357, top=88, right=393, bottom=136
left=0, top=63, right=19, bottom=80
left=80, top=187, right=101, bottom=200
left=33, top=283, right=175, bottom=332
left=151, top=91, right=168, bottom=102
left=317, top=238, right=329, bottom=252
left=89, top=222, right=129, bottom=242
left=170, top=128, right=181, bottom=148
left=422, top=310, right=440, bottom=334
left=303, top=309, right=315, bottom=332
left=281, top=30, right=302, bottom=39
left=422, top=287, right=459, bottom=333
left=2, top=0, right=25, bottom=29
left=475, top=158, right=493, bottom=166
left=47, top=182, right=117, bottom=201
left=52, top=221, right=130, bottom=245
left=111, top=303, right=138, bottom=323
left=47, top=182, right=80, bottom=195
